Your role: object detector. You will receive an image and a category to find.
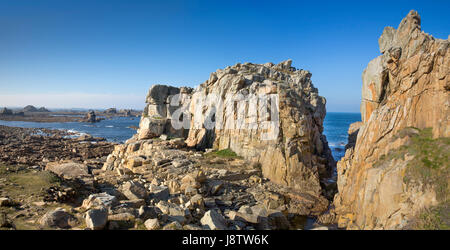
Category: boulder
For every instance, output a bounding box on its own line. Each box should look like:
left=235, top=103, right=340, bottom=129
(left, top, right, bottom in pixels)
left=85, top=207, right=108, bottom=230
left=200, top=210, right=227, bottom=230
left=149, top=185, right=170, bottom=201
left=0, top=197, right=12, bottom=207
left=45, top=162, right=90, bottom=180
left=119, top=199, right=146, bottom=208
left=268, top=211, right=290, bottom=230
left=138, top=206, right=160, bottom=220
left=39, top=208, right=76, bottom=229
left=82, top=110, right=100, bottom=123
left=144, top=218, right=160, bottom=230
left=0, top=213, right=12, bottom=228
left=162, top=221, right=183, bottom=230
left=121, top=181, right=147, bottom=200
left=189, top=194, right=205, bottom=210
left=82, top=193, right=118, bottom=210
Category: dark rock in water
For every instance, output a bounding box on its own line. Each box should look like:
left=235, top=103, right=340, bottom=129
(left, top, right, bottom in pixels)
left=0, top=108, right=13, bottom=115
left=37, top=107, right=50, bottom=112
left=105, top=108, right=117, bottom=114
left=23, top=105, right=38, bottom=112
left=120, top=109, right=133, bottom=117
left=85, top=110, right=97, bottom=122
left=81, top=110, right=102, bottom=123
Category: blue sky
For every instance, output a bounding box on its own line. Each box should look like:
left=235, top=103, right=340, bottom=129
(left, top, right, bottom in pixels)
left=0, top=0, right=449, bottom=111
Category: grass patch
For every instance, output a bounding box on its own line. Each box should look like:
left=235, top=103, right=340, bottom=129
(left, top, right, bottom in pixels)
left=205, top=148, right=240, bottom=159
left=409, top=201, right=450, bottom=230
left=373, top=128, right=449, bottom=229
left=0, top=164, right=75, bottom=230
left=0, top=166, right=63, bottom=199
left=374, top=127, right=449, bottom=201
left=402, top=128, right=449, bottom=201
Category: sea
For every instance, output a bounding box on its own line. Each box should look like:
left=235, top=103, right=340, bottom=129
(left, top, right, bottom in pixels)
left=323, top=112, right=361, bottom=161
left=0, top=112, right=361, bottom=162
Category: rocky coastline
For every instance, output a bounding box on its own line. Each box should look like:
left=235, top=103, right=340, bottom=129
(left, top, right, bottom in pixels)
left=0, top=10, right=448, bottom=231
left=0, top=59, right=338, bottom=230
left=0, top=105, right=141, bottom=123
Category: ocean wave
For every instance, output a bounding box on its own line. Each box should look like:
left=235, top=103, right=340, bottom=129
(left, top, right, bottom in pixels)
left=63, top=129, right=88, bottom=139
left=105, top=125, right=114, bottom=128
left=328, top=142, right=346, bottom=147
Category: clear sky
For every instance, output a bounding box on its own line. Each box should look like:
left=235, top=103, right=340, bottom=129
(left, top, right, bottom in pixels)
left=0, top=0, right=449, bottom=111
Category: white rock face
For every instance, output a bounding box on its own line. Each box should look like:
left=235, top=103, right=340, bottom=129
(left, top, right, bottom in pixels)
left=138, top=85, right=193, bottom=140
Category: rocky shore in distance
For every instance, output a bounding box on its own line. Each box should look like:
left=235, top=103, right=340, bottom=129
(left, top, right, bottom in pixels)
left=0, top=125, right=116, bottom=167
left=0, top=105, right=141, bottom=123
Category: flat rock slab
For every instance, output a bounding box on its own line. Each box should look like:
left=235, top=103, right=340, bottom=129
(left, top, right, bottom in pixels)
left=46, top=162, right=90, bottom=179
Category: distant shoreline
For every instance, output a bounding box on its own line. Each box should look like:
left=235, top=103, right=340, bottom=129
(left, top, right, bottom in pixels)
left=0, top=110, right=141, bottom=123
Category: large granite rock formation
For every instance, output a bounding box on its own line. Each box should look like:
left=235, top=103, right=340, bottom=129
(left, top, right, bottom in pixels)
left=104, top=60, right=334, bottom=203
left=184, top=60, right=334, bottom=195
left=334, top=11, right=449, bottom=229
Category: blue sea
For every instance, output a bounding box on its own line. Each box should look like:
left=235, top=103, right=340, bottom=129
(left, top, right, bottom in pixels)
left=0, top=112, right=361, bottom=161
left=323, top=112, right=361, bottom=161
left=0, top=117, right=141, bottom=143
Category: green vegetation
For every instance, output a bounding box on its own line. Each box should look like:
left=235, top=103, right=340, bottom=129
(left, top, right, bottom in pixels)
left=205, top=148, right=240, bottom=159
left=410, top=201, right=450, bottom=230
left=0, top=165, right=62, bottom=199
left=375, top=128, right=449, bottom=200
left=0, top=164, right=70, bottom=230
left=400, top=128, right=449, bottom=201
left=374, top=128, right=449, bottom=229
